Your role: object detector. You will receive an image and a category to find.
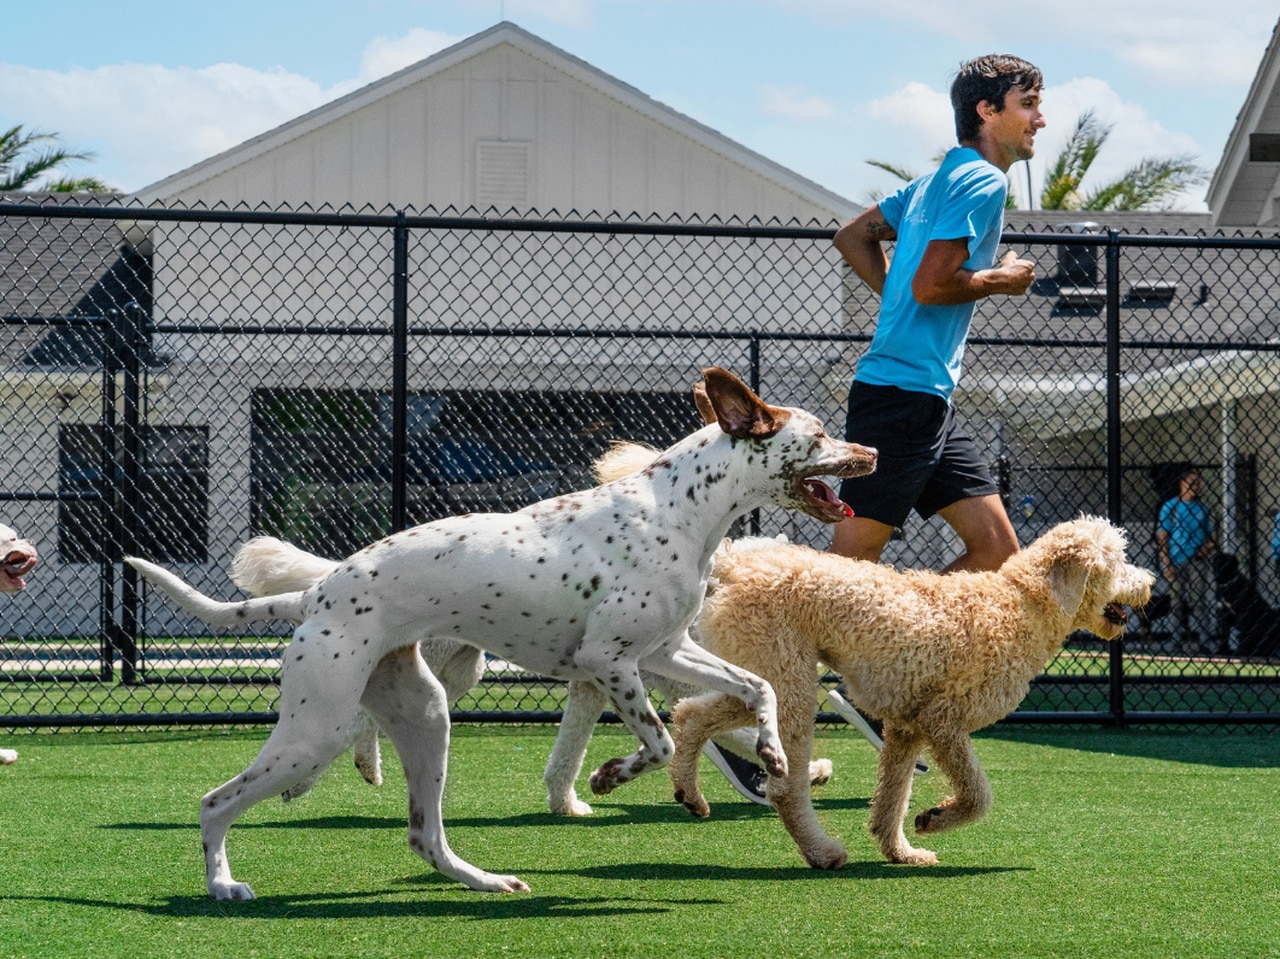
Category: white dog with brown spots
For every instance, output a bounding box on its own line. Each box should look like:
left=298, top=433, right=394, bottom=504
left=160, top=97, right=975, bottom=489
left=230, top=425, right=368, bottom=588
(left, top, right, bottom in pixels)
left=127, top=367, right=877, bottom=900
left=0, top=523, right=38, bottom=765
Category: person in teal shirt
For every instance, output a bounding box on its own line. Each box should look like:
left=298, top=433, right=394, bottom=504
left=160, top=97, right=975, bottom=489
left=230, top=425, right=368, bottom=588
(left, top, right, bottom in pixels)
left=831, top=54, right=1043, bottom=572
left=1157, top=469, right=1216, bottom=651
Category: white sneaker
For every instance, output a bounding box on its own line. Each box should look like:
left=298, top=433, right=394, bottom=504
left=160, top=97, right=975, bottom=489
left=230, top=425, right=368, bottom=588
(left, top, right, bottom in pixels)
left=701, top=741, right=770, bottom=805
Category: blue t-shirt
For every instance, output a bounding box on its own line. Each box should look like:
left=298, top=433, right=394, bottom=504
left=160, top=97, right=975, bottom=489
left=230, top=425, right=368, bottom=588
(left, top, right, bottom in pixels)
left=1158, top=498, right=1212, bottom=567
left=854, top=146, right=1008, bottom=400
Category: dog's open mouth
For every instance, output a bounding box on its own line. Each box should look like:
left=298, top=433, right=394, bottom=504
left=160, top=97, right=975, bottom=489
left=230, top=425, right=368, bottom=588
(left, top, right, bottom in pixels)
left=798, top=477, right=855, bottom=524
left=2, top=551, right=36, bottom=591
left=790, top=445, right=874, bottom=524
left=1102, top=602, right=1128, bottom=627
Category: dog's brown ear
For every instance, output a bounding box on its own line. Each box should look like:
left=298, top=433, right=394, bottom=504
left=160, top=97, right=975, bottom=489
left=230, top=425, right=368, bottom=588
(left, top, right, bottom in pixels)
left=700, top=366, right=790, bottom=440
left=692, top=382, right=717, bottom=425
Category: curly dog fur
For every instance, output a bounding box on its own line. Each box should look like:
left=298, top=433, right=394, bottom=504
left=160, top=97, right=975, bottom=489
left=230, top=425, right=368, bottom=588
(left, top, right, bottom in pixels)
left=668, top=517, right=1153, bottom=868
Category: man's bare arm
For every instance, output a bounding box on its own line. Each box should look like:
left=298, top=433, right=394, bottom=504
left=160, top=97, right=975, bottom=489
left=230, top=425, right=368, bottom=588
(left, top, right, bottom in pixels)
left=833, top=207, right=897, bottom=297
left=911, top=239, right=1035, bottom=305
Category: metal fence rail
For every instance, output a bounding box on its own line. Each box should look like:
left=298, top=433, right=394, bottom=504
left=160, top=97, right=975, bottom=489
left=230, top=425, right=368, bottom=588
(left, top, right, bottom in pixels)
left=1, top=198, right=1278, bottom=730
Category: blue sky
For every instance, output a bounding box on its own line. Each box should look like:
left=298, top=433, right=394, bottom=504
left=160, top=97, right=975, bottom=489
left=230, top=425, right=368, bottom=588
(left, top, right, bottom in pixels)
left=2, top=0, right=1276, bottom=211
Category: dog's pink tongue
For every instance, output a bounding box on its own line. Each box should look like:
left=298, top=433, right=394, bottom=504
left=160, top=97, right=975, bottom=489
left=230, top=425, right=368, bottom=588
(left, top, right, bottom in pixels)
left=804, top=480, right=855, bottom=517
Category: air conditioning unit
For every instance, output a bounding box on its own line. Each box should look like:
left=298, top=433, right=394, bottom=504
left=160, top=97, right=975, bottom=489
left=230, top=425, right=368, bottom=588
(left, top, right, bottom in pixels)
left=1057, top=221, right=1101, bottom=285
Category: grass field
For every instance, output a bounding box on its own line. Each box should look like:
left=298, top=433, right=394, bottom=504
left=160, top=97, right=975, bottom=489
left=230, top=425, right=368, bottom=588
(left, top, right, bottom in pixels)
left=1, top=724, right=1278, bottom=959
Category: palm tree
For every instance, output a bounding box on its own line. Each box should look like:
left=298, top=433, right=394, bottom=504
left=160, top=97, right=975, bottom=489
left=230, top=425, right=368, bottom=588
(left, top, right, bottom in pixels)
left=0, top=125, right=112, bottom=193
left=864, top=108, right=1207, bottom=212
left=1040, top=109, right=1206, bottom=211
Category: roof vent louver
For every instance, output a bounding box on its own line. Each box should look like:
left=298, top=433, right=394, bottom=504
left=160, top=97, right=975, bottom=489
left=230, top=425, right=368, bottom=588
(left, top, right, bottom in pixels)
left=1125, top=279, right=1179, bottom=305
left=476, top=141, right=531, bottom=209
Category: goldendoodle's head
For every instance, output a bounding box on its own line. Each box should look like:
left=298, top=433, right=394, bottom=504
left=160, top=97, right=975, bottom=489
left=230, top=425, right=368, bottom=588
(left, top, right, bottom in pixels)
left=1008, top=516, right=1154, bottom=640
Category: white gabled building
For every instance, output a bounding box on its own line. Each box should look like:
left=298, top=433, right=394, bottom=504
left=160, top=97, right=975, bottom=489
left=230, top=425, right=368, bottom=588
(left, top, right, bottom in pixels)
left=131, top=21, right=856, bottom=221
left=122, top=19, right=862, bottom=407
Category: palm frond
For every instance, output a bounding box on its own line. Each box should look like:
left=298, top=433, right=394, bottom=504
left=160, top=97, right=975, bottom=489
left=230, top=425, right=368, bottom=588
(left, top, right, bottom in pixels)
left=864, top=159, right=920, bottom=183
left=1081, top=154, right=1208, bottom=211
left=0, top=125, right=104, bottom=192
left=1040, top=109, right=1113, bottom=211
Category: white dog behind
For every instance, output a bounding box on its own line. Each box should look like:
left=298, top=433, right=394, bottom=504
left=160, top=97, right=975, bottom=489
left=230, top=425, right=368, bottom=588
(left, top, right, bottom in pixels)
left=229, top=528, right=834, bottom=811
left=227, top=536, right=484, bottom=794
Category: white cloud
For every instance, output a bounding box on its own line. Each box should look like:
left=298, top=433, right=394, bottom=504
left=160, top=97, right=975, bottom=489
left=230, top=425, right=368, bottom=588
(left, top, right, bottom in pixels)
left=0, top=29, right=467, bottom=193
left=757, top=84, right=838, bottom=122
left=866, top=81, right=954, bottom=154
left=1064, top=7, right=1276, bottom=87
left=354, top=28, right=463, bottom=87
left=1026, top=77, right=1209, bottom=209
left=0, top=62, right=332, bottom=191
left=770, top=0, right=1275, bottom=88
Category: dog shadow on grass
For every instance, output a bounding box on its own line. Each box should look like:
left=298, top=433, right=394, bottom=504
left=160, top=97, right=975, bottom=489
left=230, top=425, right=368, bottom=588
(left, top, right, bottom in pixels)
left=104, top=796, right=868, bottom=835
left=16, top=856, right=1023, bottom=923
left=537, top=860, right=1026, bottom=883
left=9, top=889, right=696, bottom=921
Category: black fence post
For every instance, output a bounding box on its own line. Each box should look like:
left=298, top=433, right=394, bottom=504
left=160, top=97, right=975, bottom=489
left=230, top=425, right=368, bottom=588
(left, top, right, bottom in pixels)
left=116, top=302, right=146, bottom=685
left=391, top=214, right=410, bottom=533
left=98, top=311, right=119, bottom=682
left=748, top=336, right=761, bottom=534
left=1105, top=231, right=1125, bottom=725
left=1243, top=453, right=1259, bottom=585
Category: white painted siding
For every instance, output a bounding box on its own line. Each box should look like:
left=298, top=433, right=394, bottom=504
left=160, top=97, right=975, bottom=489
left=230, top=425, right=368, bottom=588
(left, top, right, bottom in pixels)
left=162, top=42, right=843, bottom=223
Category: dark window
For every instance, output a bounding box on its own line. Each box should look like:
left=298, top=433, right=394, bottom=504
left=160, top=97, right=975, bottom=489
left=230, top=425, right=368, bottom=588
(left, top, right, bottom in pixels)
left=250, top=387, right=695, bottom=558
left=58, top=425, right=209, bottom=563
left=1248, top=133, right=1280, bottom=163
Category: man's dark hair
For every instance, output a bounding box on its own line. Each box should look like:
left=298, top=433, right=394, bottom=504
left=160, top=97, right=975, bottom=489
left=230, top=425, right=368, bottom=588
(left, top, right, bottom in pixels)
left=951, top=54, right=1043, bottom=142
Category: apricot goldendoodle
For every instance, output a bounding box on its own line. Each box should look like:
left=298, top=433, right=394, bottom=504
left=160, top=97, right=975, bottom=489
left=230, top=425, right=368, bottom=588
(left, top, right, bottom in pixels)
left=669, top=517, right=1153, bottom=868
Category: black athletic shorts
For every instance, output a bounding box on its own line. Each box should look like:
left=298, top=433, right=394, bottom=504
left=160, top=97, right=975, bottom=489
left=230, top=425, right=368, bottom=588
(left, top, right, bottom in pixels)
left=838, top=380, right=998, bottom=527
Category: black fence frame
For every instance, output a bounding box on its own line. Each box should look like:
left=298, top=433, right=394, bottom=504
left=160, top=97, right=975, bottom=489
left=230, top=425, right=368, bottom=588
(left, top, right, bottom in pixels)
left=3, top=201, right=1280, bottom=729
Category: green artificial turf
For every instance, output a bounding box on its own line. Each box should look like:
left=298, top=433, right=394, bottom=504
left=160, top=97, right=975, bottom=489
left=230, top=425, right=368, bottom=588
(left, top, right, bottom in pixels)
left=0, top=725, right=1277, bottom=959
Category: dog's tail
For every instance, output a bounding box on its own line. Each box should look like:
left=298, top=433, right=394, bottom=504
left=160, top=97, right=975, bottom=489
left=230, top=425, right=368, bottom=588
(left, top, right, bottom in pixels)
left=592, top=440, right=661, bottom=484
left=126, top=557, right=307, bottom=626
left=230, top=536, right=340, bottom=597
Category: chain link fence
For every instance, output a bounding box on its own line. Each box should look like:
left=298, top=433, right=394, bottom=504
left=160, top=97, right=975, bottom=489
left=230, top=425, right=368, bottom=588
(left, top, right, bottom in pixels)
left=1, top=197, right=1278, bottom=731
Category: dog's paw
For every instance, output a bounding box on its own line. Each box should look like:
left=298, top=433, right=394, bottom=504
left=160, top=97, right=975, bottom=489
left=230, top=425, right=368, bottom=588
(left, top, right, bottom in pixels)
left=548, top=792, right=594, bottom=816
left=588, top=757, right=625, bottom=796
left=672, top=786, right=711, bottom=818
left=809, top=758, right=833, bottom=787
left=756, top=742, right=789, bottom=780
left=209, top=880, right=257, bottom=901
left=802, top=841, right=848, bottom=870
left=887, top=845, right=938, bottom=866
left=464, top=872, right=531, bottom=894
left=354, top=754, right=383, bottom=787
left=0, top=748, right=17, bottom=765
